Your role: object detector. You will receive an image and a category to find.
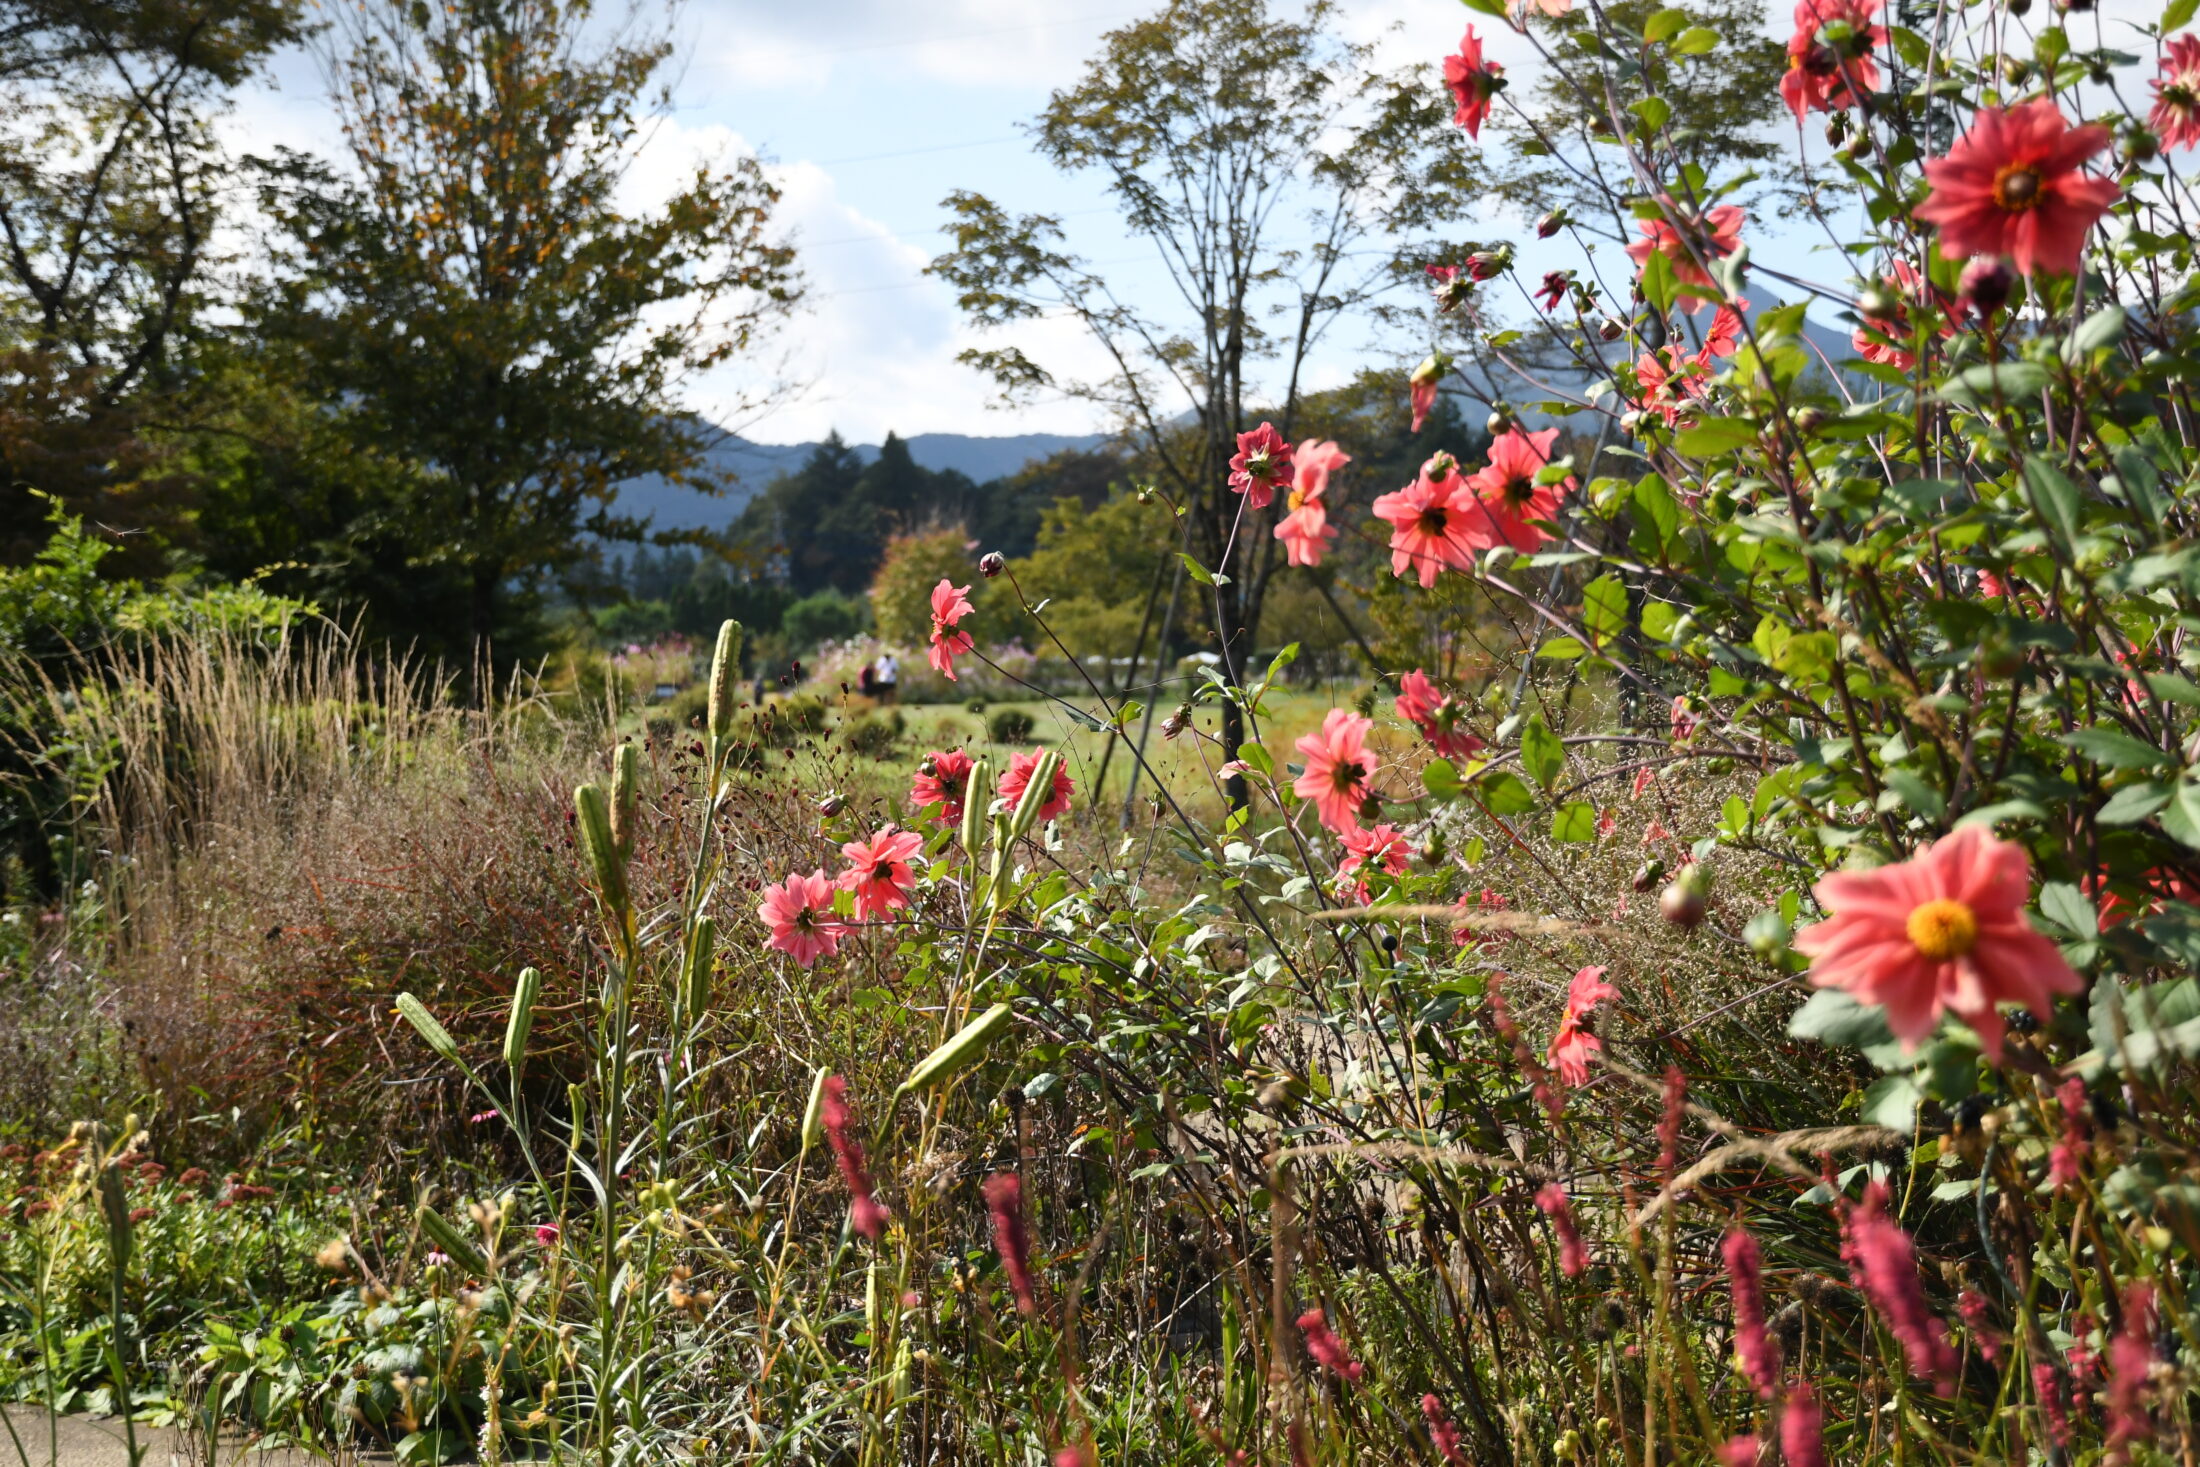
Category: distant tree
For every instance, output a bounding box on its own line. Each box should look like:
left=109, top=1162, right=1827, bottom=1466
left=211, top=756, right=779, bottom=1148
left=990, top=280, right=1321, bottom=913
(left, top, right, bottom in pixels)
left=251, top=0, right=800, bottom=673
left=781, top=589, right=865, bottom=653
left=964, top=445, right=1124, bottom=559
left=999, top=489, right=1186, bottom=664
left=869, top=529, right=981, bottom=647
left=0, top=0, right=302, bottom=569
left=931, top=0, right=1477, bottom=782
left=737, top=433, right=979, bottom=597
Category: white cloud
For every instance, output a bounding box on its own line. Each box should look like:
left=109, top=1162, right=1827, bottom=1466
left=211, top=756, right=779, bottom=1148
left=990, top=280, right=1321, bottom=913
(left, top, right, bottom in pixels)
left=685, top=0, right=1137, bottom=92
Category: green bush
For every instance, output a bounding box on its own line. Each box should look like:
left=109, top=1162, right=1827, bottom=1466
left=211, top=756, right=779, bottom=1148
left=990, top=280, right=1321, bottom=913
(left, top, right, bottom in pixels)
left=842, top=710, right=903, bottom=760
left=986, top=707, right=1035, bottom=744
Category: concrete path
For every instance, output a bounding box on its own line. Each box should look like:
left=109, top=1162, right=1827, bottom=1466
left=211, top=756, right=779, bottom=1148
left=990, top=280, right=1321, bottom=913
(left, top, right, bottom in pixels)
left=0, top=1410, right=367, bottom=1467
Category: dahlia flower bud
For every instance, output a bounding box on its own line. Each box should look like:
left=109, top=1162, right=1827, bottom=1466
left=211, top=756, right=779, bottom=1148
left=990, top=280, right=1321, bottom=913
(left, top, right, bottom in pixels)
left=1660, top=861, right=1710, bottom=928
left=979, top=551, right=1006, bottom=578
left=816, top=792, right=846, bottom=818
left=1598, top=317, right=1627, bottom=342
left=1857, top=282, right=1901, bottom=321
left=1536, top=209, right=1568, bottom=239
left=1467, top=246, right=1512, bottom=280
left=1958, top=257, right=2014, bottom=317
left=609, top=743, right=639, bottom=858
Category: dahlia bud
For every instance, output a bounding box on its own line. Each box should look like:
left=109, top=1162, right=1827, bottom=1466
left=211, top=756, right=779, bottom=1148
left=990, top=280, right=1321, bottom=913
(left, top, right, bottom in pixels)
left=1468, top=246, right=1512, bottom=281
left=1487, top=404, right=1517, bottom=437
left=1856, top=283, right=1901, bottom=321
left=1598, top=317, right=1627, bottom=342
left=1358, top=792, right=1385, bottom=821
left=2123, top=126, right=2160, bottom=163
left=1161, top=703, right=1194, bottom=740
left=979, top=551, right=1006, bottom=579
left=1793, top=406, right=1828, bottom=434
left=1958, top=257, right=2014, bottom=317
left=1823, top=112, right=1850, bottom=147
left=1537, top=209, right=1568, bottom=239
left=817, top=793, right=846, bottom=819
left=1632, top=858, right=1666, bottom=894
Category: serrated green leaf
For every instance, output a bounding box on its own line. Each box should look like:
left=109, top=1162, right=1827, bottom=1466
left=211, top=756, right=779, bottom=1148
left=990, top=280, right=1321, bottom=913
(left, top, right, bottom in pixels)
left=1551, top=801, right=1598, bottom=842
left=2038, top=880, right=2098, bottom=939
left=1674, top=416, right=1758, bottom=457
left=1422, top=758, right=1463, bottom=799
left=1582, top=574, right=1627, bottom=646
left=1476, top=769, right=1537, bottom=816
left=2098, top=781, right=2172, bottom=826
left=1671, top=25, right=1719, bottom=52
left=1643, top=5, right=1689, bottom=39
left=1789, top=987, right=1896, bottom=1048
left=2065, top=727, right=2170, bottom=769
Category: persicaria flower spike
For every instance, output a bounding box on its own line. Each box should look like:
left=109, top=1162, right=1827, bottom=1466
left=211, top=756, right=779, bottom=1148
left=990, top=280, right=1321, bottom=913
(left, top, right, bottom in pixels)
left=1722, top=1228, right=1779, bottom=1398
left=1792, top=824, right=2082, bottom=1060
left=819, top=1075, right=888, bottom=1240
left=838, top=826, right=924, bottom=921
left=982, top=1172, right=1038, bottom=1316
left=1228, top=422, right=1294, bottom=509
left=759, top=869, right=851, bottom=969
left=1296, top=1308, right=1364, bottom=1382
left=1534, top=1182, right=1588, bottom=1277
left=928, top=579, right=976, bottom=680
left=1842, top=1181, right=1958, bottom=1392
left=1915, top=99, right=2120, bottom=277
left=1421, top=1396, right=1467, bottom=1465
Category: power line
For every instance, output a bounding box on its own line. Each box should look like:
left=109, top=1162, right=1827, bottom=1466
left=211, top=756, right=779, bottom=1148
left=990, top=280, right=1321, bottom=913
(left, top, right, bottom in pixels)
left=700, top=8, right=1141, bottom=67
left=797, top=206, right=1118, bottom=251
left=809, top=135, right=1023, bottom=167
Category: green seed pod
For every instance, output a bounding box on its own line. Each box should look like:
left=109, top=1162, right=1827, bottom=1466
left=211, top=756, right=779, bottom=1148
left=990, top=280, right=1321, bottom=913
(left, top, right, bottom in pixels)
left=1008, top=751, right=1062, bottom=840
left=416, top=1203, right=491, bottom=1278
left=708, top=619, right=744, bottom=741
left=958, top=758, right=993, bottom=857
left=96, top=1163, right=133, bottom=1269
left=609, top=744, right=640, bottom=858
left=573, top=783, right=627, bottom=909
left=503, top=967, right=541, bottom=1081
left=395, top=993, right=461, bottom=1063
left=682, top=918, right=716, bottom=1020
left=800, top=1066, right=829, bottom=1155
left=897, top=1002, right=1015, bottom=1096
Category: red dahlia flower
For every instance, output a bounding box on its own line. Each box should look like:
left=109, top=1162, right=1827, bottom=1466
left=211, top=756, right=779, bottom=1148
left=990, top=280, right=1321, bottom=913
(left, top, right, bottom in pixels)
left=909, top=748, right=975, bottom=824
left=1228, top=421, right=1295, bottom=509
left=1394, top=669, right=1483, bottom=761
left=1293, top=709, right=1375, bottom=835
left=1372, top=454, right=1478, bottom=586
left=928, top=579, right=976, bottom=680
left=837, top=826, right=924, bottom=920
left=1461, top=424, right=1574, bottom=552
left=1779, top=0, right=1885, bottom=120
left=1443, top=27, right=1503, bottom=139
left=1915, top=99, right=2120, bottom=276
left=1625, top=204, right=1745, bottom=308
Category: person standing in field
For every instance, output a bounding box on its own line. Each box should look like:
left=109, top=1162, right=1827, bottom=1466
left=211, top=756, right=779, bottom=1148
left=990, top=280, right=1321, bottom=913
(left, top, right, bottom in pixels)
left=875, top=651, right=899, bottom=706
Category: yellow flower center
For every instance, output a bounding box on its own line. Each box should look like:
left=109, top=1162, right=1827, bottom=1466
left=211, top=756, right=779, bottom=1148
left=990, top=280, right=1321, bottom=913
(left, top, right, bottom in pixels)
left=1907, top=898, right=1979, bottom=961
left=1288, top=486, right=1309, bottom=511
left=1994, top=165, right=2042, bottom=212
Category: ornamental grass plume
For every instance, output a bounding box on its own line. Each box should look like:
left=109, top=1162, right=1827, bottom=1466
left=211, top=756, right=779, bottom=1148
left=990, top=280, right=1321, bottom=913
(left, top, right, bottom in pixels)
left=1723, top=1227, right=1779, bottom=1398
left=1792, top=824, right=2082, bottom=1060
left=819, top=1075, right=888, bottom=1240
left=1915, top=99, right=2120, bottom=276
left=1533, top=1183, right=1587, bottom=1278
left=837, top=826, right=924, bottom=920
left=1296, top=1308, right=1364, bottom=1383
left=1292, top=709, right=1375, bottom=834
left=982, top=1172, right=1037, bottom=1316
left=1842, top=1181, right=1958, bottom=1393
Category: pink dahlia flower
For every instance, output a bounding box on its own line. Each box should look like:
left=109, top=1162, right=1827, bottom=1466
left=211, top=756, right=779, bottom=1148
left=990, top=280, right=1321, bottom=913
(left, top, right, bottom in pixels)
left=999, top=748, right=1074, bottom=822
left=928, top=579, right=976, bottom=680
left=759, top=869, right=851, bottom=968
left=1625, top=204, right=1744, bottom=309
left=1915, top=99, right=2119, bottom=277
left=1371, top=455, right=1477, bottom=587
left=1395, top=669, right=1483, bottom=761
left=1546, top=964, right=1619, bottom=1088
left=1792, top=824, right=2081, bottom=1060
left=1462, top=424, right=1574, bottom=552
left=1293, top=708, right=1375, bottom=835
left=1442, top=26, right=1503, bottom=139
left=838, top=826, right=925, bottom=920
left=1275, top=439, right=1349, bottom=567
left=1228, top=422, right=1294, bottom=509
left=910, top=748, right=975, bottom=824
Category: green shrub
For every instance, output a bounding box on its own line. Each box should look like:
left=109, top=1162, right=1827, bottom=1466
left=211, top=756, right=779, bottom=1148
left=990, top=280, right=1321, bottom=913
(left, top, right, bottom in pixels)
left=842, top=710, right=903, bottom=760
left=986, top=707, right=1035, bottom=744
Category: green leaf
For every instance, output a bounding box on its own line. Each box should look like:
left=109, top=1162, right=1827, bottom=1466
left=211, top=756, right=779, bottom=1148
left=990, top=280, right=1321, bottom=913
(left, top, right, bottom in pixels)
left=1670, top=25, right=1719, bottom=52
left=1643, top=5, right=1689, bottom=39
left=2064, top=727, right=2170, bottom=769
left=1551, top=801, right=1598, bottom=842
left=1789, top=987, right=1895, bottom=1049
left=1638, top=244, right=1679, bottom=315
left=1880, top=768, right=1945, bottom=821
left=2065, top=304, right=2126, bottom=360
left=1538, top=636, right=1589, bottom=659
left=1630, top=476, right=1682, bottom=560
left=1943, top=360, right=2051, bottom=405
left=1476, top=769, right=1537, bottom=816
left=1177, top=552, right=1216, bottom=587
left=1582, top=574, right=1627, bottom=646
left=1422, top=758, right=1463, bottom=799
left=2161, top=778, right=2200, bottom=849
left=1520, top=714, right=1566, bottom=790
left=1236, top=742, right=1274, bottom=778
left=1862, top=1073, right=1923, bottom=1130
left=2021, top=456, right=2085, bottom=549
left=2098, top=781, right=2172, bottom=826
left=2037, top=880, right=2098, bottom=939
left=2168, top=0, right=2198, bottom=33
left=1631, top=95, right=1672, bottom=133
left=1641, top=600, right=1679, bottom=641
left=1674, top=417, right=1758, bottom=457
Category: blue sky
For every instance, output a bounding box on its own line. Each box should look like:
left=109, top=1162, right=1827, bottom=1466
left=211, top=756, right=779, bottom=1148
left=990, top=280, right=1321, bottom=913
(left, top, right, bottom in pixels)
left=227, top=0, right=1871, bottom=446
